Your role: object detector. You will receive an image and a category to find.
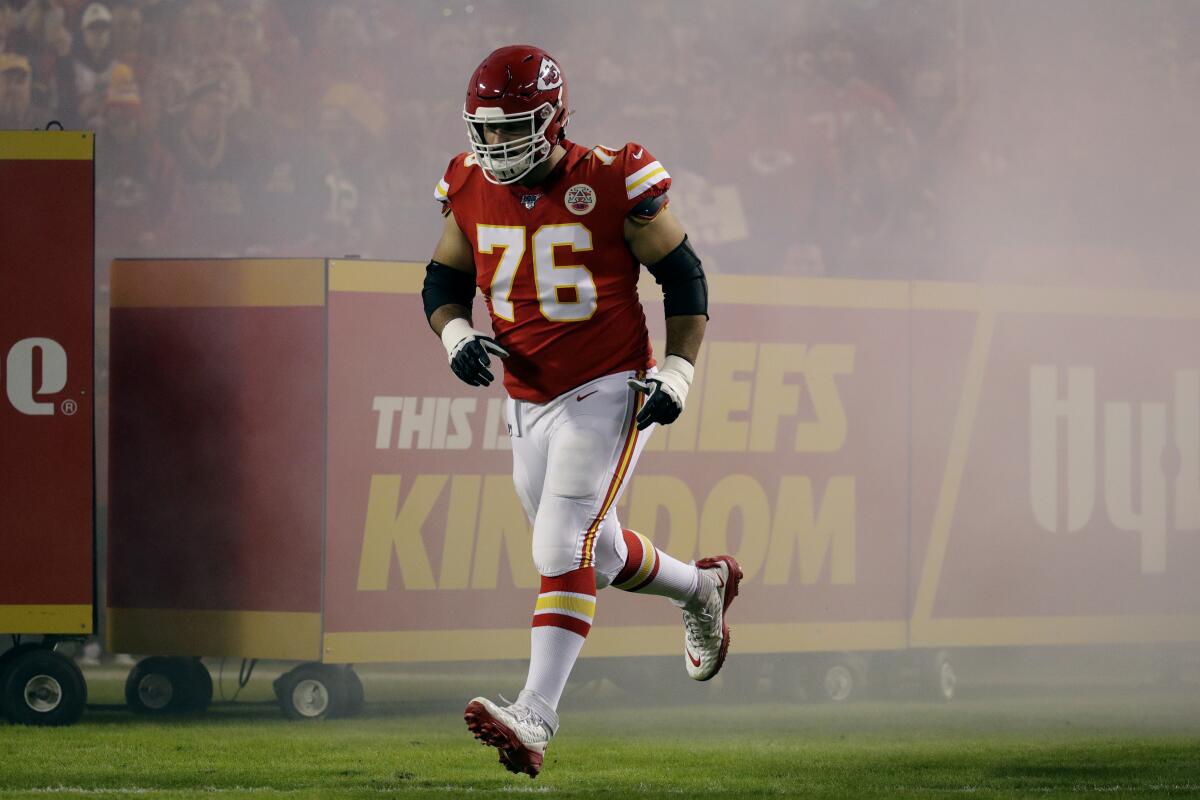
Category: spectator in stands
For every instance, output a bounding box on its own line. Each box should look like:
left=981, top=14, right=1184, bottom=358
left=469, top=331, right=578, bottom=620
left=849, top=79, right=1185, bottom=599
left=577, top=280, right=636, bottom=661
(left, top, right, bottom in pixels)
left=55, top=1, right=115, bottom=128
left=3, top=0, right=72, bottom=112
left=223, top=4, right=297, bottom=126
left=128, top=0, right=176, bottom=61
left=0, top=4, right=8, bottom=52
left=311, top=3, right=384, bottom=96
left=109, top=2, right=142, bottom=72
left=166, top=75, right=259, bottom=253
left=96, top=62, right=180, bottom=255
left=146, top=0, right=221, bottom=116
left=0, top=51, right=48, bottom=128
left=309, top=81, right=388, bottom=254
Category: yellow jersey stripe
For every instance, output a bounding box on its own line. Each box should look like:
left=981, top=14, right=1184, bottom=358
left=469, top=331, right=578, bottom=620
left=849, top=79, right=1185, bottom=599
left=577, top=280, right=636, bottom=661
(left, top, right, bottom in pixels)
left=625, top=169, right=669, bottom=200
left=625, top=160, right=664, bottom=187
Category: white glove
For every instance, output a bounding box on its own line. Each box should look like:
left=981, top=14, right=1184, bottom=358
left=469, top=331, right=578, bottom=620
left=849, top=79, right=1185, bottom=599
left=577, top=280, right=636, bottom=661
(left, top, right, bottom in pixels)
left=440, top=317, right=509, bottom=387
left=627, top=354, right=694, bottom=430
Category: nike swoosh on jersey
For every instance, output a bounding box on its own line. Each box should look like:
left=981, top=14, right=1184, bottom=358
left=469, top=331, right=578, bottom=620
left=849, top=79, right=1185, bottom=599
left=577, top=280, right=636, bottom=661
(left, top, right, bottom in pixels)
left=576, top=389, right=599, bottom=402
left=631, top=148, right=644, bottom=159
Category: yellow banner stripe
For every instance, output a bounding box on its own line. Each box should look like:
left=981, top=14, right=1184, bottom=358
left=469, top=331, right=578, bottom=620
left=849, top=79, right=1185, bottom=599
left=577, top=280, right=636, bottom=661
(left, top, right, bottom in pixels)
left=534, top=595, right=596, bottom=618
left=912, top=615, right=1200, bottom=648
left=106, top=608, right=322, bottom=661
left=0, top=604, right=91, bottom=634
left=111, top=259, right=326, bottom=308
left=329, top=260, right=425, bottom=294
left=322, top=621, right=910, bottom=663
left=0, top=131, right=93, bottom=160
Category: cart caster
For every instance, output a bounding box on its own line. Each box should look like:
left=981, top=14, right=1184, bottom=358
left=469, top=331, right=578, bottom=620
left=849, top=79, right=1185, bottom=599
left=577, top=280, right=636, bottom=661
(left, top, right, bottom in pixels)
left=0, top=647, right=87, bottom=726
left=274, top=663, right=349, bottom=720
left=804, top=656, right=864, bottom=703
left=343, top=667, right=364, bottom=717
left=922, top=649, right=957, bottom=702
left=188, top=659, right=213, bottom=712
left=125, top=656, right=210, bottom=714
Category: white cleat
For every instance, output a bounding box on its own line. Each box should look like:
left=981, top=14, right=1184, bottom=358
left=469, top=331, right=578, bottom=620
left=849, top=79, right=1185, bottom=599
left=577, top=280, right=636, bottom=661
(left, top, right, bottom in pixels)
left=683, top=555, right=743, bottom=681
left=464, top=696, right=552, bottom=778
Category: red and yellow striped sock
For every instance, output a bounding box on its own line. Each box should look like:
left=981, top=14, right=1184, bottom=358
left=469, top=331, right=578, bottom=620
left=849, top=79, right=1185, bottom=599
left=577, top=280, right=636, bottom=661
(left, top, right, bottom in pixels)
left=612, top=529, right=702, bottom=604
left=532, top=567, right=596, bottom=637
left=524, top=567, right=596, bottom=709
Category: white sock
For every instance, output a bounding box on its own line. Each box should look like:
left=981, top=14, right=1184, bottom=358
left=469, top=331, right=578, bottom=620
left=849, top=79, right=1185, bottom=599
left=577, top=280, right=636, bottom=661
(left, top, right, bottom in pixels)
left=524, top=625, right=585, bottom=713
left=522, top=568, right=594, bottom=719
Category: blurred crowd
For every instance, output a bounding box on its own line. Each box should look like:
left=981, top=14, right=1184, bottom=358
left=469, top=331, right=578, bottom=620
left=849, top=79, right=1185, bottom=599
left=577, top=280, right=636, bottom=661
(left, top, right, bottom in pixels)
left=3, top=0, right=1199, bottom=286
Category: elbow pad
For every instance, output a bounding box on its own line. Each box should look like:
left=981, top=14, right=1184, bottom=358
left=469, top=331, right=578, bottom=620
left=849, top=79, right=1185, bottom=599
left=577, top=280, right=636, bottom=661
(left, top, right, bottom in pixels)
left=645, top=235, right=708, bottom=319
left=422, top=260, right=476, bottom=321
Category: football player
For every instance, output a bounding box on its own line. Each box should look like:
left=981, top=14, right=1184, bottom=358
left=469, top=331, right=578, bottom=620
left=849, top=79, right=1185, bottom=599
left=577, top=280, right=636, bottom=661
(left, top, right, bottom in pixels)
left=421, top=45, right=742, bottom=779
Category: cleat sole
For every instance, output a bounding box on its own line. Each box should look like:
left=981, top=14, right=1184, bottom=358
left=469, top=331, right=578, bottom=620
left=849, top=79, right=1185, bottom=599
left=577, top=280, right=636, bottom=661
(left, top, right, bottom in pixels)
left=464, top=701, right=544, bottom=778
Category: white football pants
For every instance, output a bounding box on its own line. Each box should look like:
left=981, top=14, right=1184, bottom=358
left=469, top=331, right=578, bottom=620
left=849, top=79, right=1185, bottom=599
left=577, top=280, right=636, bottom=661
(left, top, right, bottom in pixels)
left=507, top=369, right=653, bottom=585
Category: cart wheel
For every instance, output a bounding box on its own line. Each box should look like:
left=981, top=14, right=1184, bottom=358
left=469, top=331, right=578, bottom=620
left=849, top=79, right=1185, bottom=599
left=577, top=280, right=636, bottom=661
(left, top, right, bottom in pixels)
left=1, top=648, right=87, bottom=726
left=125, top=656, right=204, bottom=714
left=276, top=664, right=348, bottom=721
left=922, top=650, right=957, bottom=702
left=339, top=667, right=364, bottom=718
left=805, top=658, right=862, bottom=703
left=188, top=659, right=213, bottom=712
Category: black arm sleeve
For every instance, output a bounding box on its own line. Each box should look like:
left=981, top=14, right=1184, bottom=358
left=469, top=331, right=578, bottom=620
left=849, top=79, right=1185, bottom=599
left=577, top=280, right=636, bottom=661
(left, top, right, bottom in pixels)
left=645, top=235, right=709, bottom=319
left=422, top=260, right=476, bottom=321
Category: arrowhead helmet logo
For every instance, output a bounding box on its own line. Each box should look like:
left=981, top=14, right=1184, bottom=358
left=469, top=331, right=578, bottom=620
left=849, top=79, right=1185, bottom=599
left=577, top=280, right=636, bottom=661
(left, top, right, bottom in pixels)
left=537, top=57, right=563, bottom=91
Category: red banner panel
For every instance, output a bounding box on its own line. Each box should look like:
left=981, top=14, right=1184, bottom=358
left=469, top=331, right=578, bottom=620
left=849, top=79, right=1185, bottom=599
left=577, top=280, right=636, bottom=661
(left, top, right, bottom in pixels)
left=910, top=285, right=1200, bottom=647
left=321, top=269, right=913, bottom=661
left=106, top=259, right=326, bottom=659
left=0, top=132, right=94, bottom=633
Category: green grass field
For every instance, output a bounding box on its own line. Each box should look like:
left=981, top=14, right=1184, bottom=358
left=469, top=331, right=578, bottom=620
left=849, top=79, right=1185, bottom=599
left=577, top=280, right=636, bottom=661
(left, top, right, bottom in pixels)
left=1, top=662, right=1198, bottom=798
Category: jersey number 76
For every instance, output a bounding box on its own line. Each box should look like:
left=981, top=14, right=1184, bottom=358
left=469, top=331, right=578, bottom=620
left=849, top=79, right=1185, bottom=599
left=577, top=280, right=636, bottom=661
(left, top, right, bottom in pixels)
left=477, top=223, right=598, bottom=323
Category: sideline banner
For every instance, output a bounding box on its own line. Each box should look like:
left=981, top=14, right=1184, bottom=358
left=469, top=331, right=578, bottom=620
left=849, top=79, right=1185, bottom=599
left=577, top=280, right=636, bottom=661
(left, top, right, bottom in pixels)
left=0, top=132, right=94, bottom=634
left=910, top=284, right=1200, bottom=647
left=322, top=266, right=913, bottom=660
left=105, top=258, right=1200, bottom=661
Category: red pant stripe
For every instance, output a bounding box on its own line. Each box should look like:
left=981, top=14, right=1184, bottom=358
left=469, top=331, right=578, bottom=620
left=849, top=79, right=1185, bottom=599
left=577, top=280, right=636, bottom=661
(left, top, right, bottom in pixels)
left=579, top=371, right=644, bottom=567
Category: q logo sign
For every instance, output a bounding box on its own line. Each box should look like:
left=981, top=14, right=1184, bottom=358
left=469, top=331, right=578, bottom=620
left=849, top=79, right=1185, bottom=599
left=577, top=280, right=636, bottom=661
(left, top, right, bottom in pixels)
left=6, top=338, right=68, bottom=416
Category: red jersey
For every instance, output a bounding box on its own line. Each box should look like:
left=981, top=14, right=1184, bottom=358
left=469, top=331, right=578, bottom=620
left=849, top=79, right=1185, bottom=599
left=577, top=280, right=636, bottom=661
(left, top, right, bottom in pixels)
left=435, top=140, right=669, bottom=403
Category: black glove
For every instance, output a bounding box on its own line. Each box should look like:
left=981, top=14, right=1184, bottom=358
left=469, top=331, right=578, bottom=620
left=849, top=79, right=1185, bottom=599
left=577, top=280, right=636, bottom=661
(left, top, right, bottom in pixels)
left=441, top=318, right=509, bottom=387
left=627, top=355, right=694, bottom=431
